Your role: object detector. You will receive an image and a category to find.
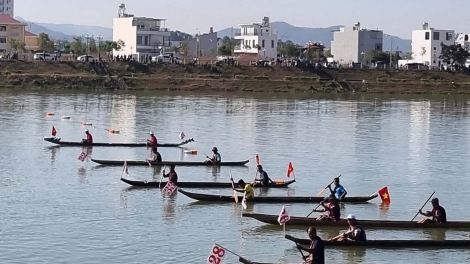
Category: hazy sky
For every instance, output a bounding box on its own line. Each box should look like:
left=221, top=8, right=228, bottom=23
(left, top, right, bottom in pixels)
left=16, top=0, right=470, bottom=38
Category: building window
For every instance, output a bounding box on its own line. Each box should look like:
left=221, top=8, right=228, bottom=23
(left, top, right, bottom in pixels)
left=252, top=40, right=255, bottom=48
left=136, top=36, right=142, bottom=45
left=0, top=38, right=6, bottom=43
left=375, top=44, right=382, bottom=50
left=262, top=39, right=265, bottom=48
left=433, top=47, right=436, bottom=50
left=466, top=35, right=469, bottom=41
left=433, top=32, right=439, bottom=40
left=254, top=29, right=258, bottom=35
left=425, top=32, right=430, bottom=40
left=245, top=40, right=249, bottom=48
left=446, top=32, right=452, bottom=41
left=0, top=26, right=5, bottom=31
left=271, top=40, right=274, bottom=48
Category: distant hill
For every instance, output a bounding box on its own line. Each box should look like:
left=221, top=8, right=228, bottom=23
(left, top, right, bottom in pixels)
left=15, top=17, right=193, bottom=42
left=217, top=21, right=411, bottom=52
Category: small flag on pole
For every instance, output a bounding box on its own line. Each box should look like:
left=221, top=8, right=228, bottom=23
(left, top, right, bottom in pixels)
left=255, top=155, right=260, bottom=165
left=287, top=162, right=294, bottom=178
left=241, top=193, right=247, bottom=210
left=179, top=132, right=186, bottom=140
left=52, top=126, right=57, bottom=137
left=207, top=243, right=227, bottom=264
left=78, top=152, right=87, bottom=162
left=162, top=181, right=178, bottom=195
left=122, top=161, right=128, bottom=175
left=378, top=186, right=391, bottom=203
left=277, top=206, right=291, bottom=225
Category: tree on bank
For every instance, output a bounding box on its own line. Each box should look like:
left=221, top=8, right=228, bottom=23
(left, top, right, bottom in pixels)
left=439, top=43, right=470, bottom=68
left=365, top=50, right=401, bottom=64
left=38, top=33, right=55, bottom=52
left=278, top=40, right=298, bottom=58
left=8, top=38, right=26, bottom=52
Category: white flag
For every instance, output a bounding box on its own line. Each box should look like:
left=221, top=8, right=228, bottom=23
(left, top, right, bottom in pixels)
left=241, top=193, right=247, bottom=210
left=277, top=206, right=290, bottom=225
left=122, top=161, right=128, bottom=174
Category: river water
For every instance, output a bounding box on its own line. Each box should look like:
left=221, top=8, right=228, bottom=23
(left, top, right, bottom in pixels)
left=1, top=90, right=470, bottom=263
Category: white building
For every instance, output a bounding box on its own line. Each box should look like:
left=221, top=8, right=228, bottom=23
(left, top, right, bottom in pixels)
left=331, top=22, right=383, bottom=64
left=455, top=33, right=470, bottom=50
left=233, top=17, right=278, bottom=60
left=113, top=4, right=171, bottom=59
left=411, top=23, right=454, bottom=68
left=0, top=0, right=14, bottom=17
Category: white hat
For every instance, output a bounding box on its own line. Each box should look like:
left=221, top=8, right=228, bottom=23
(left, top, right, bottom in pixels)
left=150, top=131, right=153, bottom=135
left=347, top=214, right=356, bottom=220
left=85, top=129, right=89, bottom=132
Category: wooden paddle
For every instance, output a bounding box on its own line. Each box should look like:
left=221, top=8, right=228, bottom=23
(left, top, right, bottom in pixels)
left=329, top=229, right=353, bottom=241
left=159, top=165, right=167, bottom=189
left=306, top=197, right=328, bottom=217
left=229, top=170, right=239, bottom=203
left=317, top=175, right=341, bottom=196
left=284, top=234, right=307, bottom=260
left=411, top=191, right=435, bottom=222
left=204, top=153, right=216, bottom=165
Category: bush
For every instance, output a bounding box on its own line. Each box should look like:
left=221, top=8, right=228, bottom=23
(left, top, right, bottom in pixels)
left=235, top=75, right=250, bottom=80
left=252, top=76, right=269, bottom=80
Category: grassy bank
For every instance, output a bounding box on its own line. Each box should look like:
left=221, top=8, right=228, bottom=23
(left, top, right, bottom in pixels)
left=2, top=60, right=470, bottom=94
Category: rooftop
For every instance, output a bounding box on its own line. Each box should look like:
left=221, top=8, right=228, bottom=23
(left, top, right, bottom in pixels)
left=0, top=15, right=26, bottom=25
left=25, top=31, right=37, bottom=37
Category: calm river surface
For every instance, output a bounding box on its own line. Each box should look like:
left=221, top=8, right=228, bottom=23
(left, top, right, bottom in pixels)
left=1, top=90, right=470, bottom=263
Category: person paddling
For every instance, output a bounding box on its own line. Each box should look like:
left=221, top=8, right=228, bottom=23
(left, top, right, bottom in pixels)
left=329, top=214, right=366, bottom=242
left=296, top=227, right=325, bottom=264
left=253, top=165, right=274, bottom=186
left=329, top=177, right=347, bottom=200
left=205, top=147, right=221, bottom=164
left=314, top=195, right=341, bottom=222
left=163, top=165, right=178, bottom=184
left=147, top=132, right=157, bottom=146
left=417, top=197, right=447, bottom=224
left=81, top=129, right=93, bottom=144
left=147, top=146, right=162, bottom=163
left=235, top=179, right=254, bottom=199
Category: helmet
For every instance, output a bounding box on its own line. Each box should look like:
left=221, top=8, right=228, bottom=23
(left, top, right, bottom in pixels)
left=150, top=132, right=154, bottom=135
left=212, top=147, right=218, bottom=151
left=85, top=129, right=89, bottom=132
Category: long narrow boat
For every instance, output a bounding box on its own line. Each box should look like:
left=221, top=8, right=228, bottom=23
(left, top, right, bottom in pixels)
left=121, top=178, right=295, bottom=188
left=242, top=212, right=470, bottom=229
left=178, top=189, right=378, bottom=203
left=43, top=137, right=194, bottom=147
left=285, top=234, right=470, bottom=249
left=238, top=257, right=273, bottom=264
left=92, top=159, right=249, bottom=166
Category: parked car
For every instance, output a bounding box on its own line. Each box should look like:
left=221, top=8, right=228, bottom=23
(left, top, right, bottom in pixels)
left=151, top=54, right=171, bottom=64
left=33, top=53, right=56, bottom=61
left=77, top=55, right=97, bottom=62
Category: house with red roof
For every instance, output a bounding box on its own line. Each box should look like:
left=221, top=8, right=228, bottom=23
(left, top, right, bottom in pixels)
left=0, top=14, right=26, bottom=52
left=24, top=30, right=39, bottom=51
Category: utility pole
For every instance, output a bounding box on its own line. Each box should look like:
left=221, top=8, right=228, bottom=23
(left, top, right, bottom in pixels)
left=84, top=33, right=91, bottom=61
left=97, top=33, right=103, bottom=60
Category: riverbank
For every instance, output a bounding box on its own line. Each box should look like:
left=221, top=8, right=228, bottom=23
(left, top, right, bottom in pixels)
left=2, top=60, right=470, bottom=94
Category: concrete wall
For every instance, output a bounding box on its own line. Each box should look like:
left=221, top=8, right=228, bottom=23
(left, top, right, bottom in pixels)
left=0, top=0, right=14, bottom=16
left=412, top=29, right=454, bottom=67
left=186, top=32, right=218, bottom=58
left=113, top=17, right=137, bottom=57
left=331, top=27, right=383, bottom=64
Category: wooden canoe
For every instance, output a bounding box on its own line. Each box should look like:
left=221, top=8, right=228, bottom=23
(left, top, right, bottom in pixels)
left=285, top=234, right=470, bottom=248
left=238, top=257, right=273, bottom=264
left=121, top=178, right=295, bottom=188
left=242, top=212, right=470, bottom=229
left=177, top=189, right=378, bottom=203
left=43, top=137, right=194, bottom=147
left=92, top=159, right=249, bottom=166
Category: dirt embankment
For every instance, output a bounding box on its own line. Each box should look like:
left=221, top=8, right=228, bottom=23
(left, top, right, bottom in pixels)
left=2, top=60, right=470, bottom=94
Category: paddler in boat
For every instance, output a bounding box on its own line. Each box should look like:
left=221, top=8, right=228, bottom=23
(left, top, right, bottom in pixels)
left=296, top=227, right=325, bottom=264
left=147, top=132, right=158, bottom=146
left=204, top=147, right=221, bottom=164
left=163, top=165, right=178, bottom=184
left=417, top=197, right=447, bottom=224
left=81, top=129, right=93, bottom=144
left=253, top=165, right=274, bottom=186
left=329, top=214, right=366, bottom=242
left=329, top=177, right=347, bottom=201
left=314, top=195, right=341, bottom=222
left=146, top=146, right=162, bottom=163
left=235, top=179, right=254, bottom=199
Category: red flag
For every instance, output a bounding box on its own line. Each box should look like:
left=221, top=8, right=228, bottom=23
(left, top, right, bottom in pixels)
left=255, top=155, right=260, bottom=165
left=52, top=126, right=57, bottom=137
left=287, top=162, right=294, bottom=178
left=378, top=187, right=391, bottom=203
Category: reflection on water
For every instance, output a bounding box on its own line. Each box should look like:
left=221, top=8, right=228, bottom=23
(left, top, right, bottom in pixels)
left=379, top=203, right=390, bottom=219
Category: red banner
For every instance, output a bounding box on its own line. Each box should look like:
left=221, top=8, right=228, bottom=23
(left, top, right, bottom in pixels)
left=207, top=243, right=226, bottom=264
left=163, top=181, right=177, bottom=195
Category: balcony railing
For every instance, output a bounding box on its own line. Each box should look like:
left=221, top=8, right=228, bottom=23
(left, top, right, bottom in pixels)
left=138, top=27, right=170, bottom=32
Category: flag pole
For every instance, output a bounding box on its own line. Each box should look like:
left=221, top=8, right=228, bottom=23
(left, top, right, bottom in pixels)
left=283, top=223, right=286, bottom=235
